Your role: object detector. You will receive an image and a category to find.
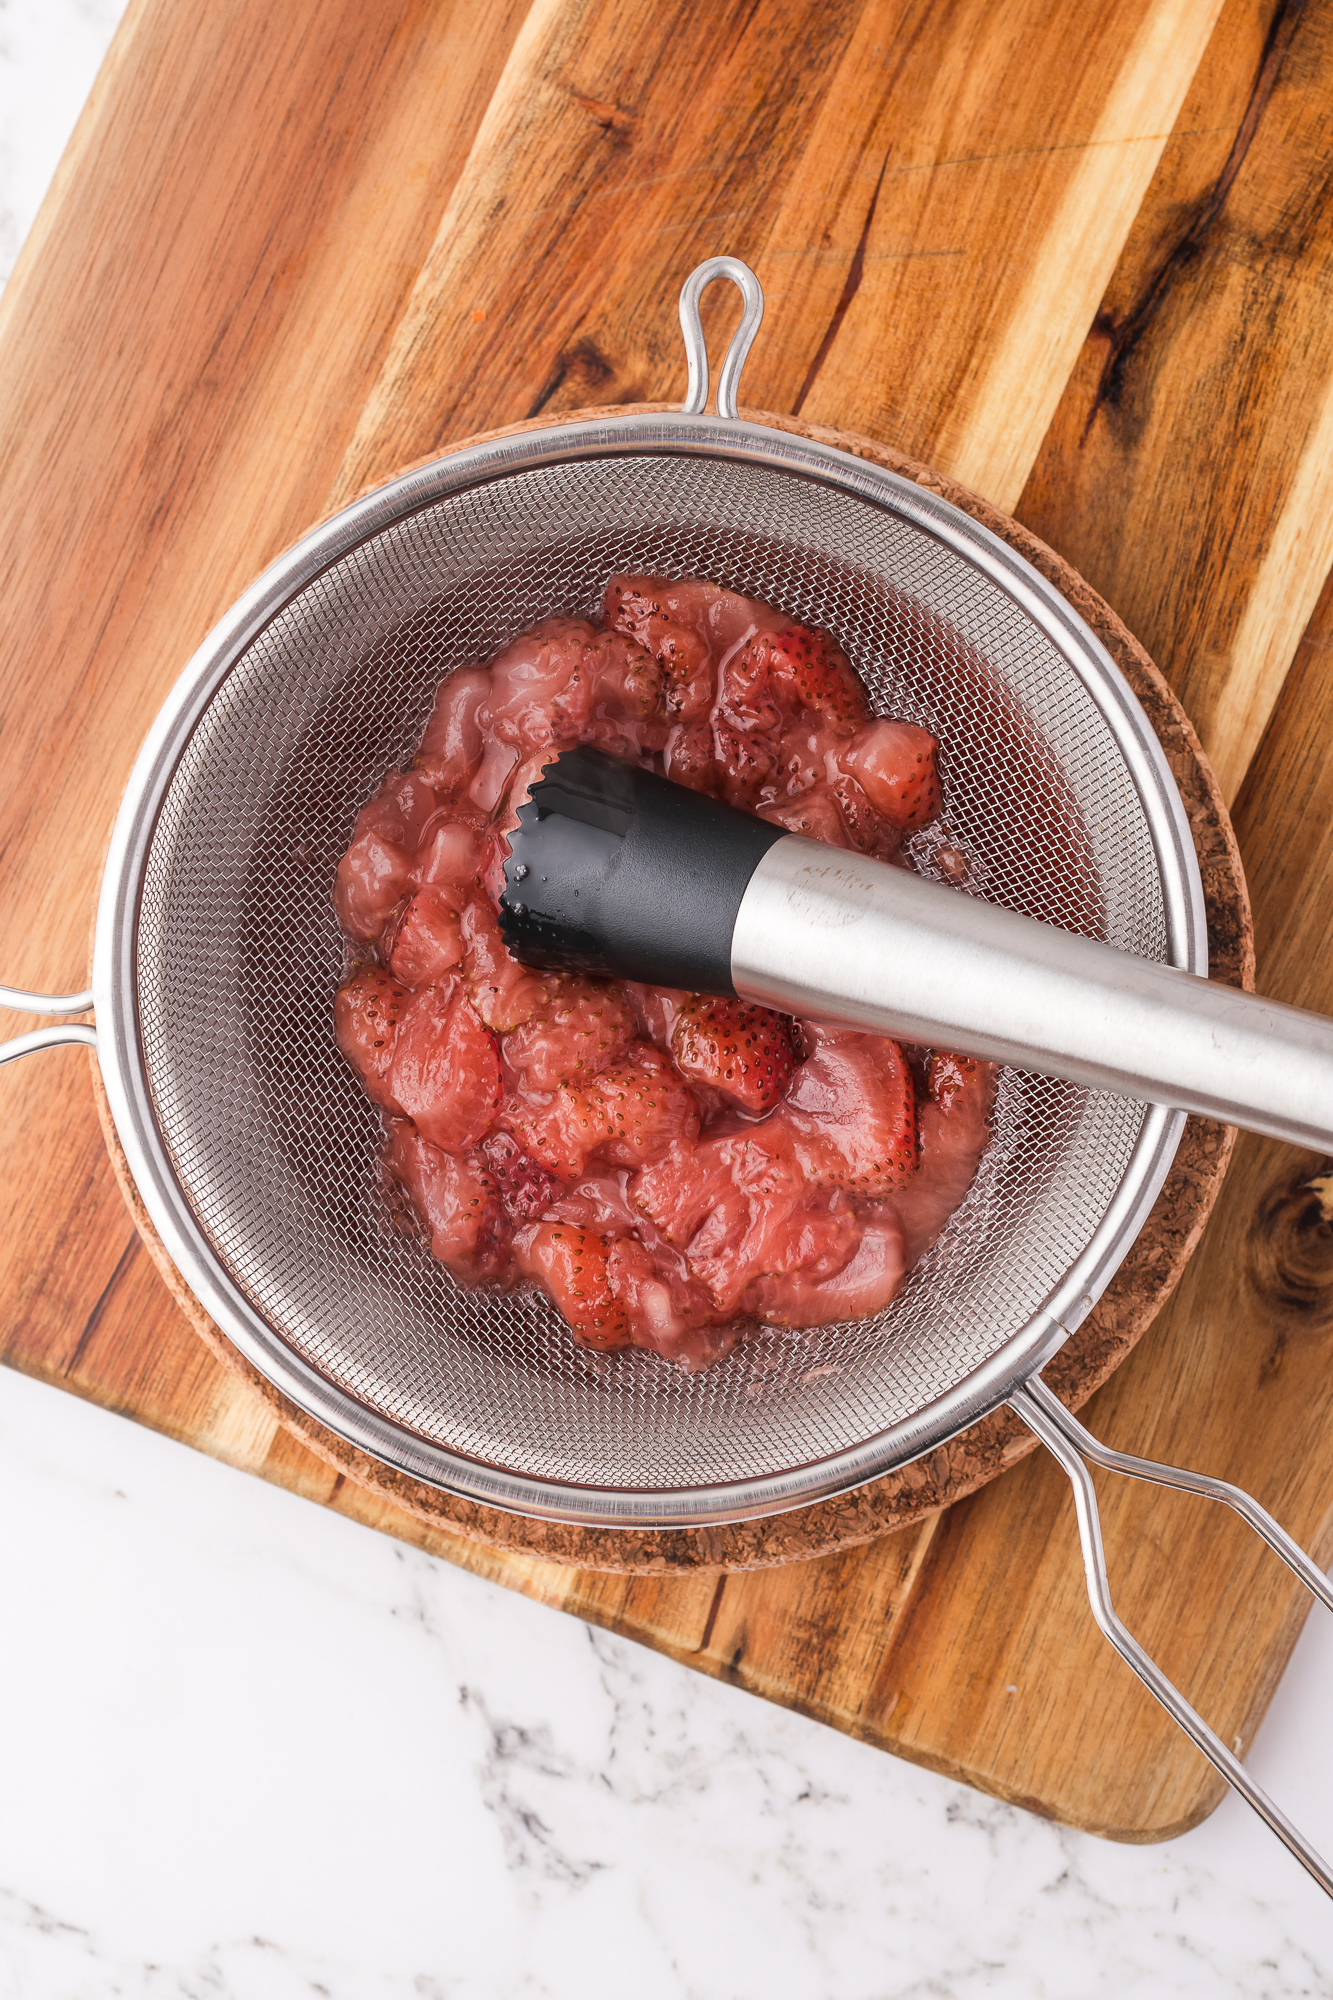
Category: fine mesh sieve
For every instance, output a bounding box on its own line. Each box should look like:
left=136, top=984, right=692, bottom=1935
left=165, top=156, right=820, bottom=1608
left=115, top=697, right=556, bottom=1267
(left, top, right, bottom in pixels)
left=10, top=255, right=1333, bottom=1891
left=131, top=446, right=1176, bottom=1509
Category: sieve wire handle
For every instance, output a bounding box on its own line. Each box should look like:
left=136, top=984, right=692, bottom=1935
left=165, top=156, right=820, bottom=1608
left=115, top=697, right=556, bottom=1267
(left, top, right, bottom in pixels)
left=1011, top=1373, right=1333, bottom=1898
left=678, top=257, right=764, bottom=419
left=0, top=983, right=97, bottom=1064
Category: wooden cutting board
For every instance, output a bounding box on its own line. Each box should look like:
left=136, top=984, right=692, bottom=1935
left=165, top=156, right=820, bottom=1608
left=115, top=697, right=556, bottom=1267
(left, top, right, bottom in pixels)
left=5, top=0, right=1333, bottom=1842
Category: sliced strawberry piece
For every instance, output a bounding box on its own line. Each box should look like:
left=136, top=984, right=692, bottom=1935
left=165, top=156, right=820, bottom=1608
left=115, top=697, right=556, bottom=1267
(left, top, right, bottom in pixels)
left=894, top=1054, right=997, bottom=1265
left=461, top=899, right=547, bottom=1030
left=756, top=1212, right=907, bottom=1327
left=744, top=625, right=869, bottom=736
left=386, top=1121, right=507, bottom=1280
left=603, top=575, right=716, bottom=720
left=663, top=719, right=722, bottom=795
left=415, top=819, right=485, bottom=900
left=388, top=979, right=501, bottom=1150
left=840, top=718, right=942, bottom=829
left=778, top=1030, right=919, bottom=1196
left=828, top=773, right=900, bottom=859
left=621, top=982, right=688, bottom=1053
left=632, top=1140, right=723, bottom=1249
left=604, top=1236, right=739, bottom=1371
left=687, top=1138, right=858, bottom=1313
left=771, top=718, right=826, bottom=796
left=468, top=737, right=519, bottom=814
left=670, top=997, right=796, bottom=1114
left=514, top=1222, right=631, bottom=1349
left=333, top=771, right=439, bottom=939
left=334, top=967, right=409, bottom=1107
left=926, top=1050, right=986, bottom=1112
left=417, top=667, right=489, bottom=799
left=502, top=978, right=637, bottom=1091
left=503, top=1044, right=698, bottom=1182
left=758, top=786, right=850, bottom=848
left=479, top=618, right=598, bottom=752
left=481, top=1129, right=561, bottom=1223
left=710, top=719, right=779, bottom=807
left=554, top=628, right=666, bottom=762
left=387, top=888, right=464, bottom=984
left=588, top=1047, right=701, bottom=1167
left=634, top=1130, right=856, bottom=1315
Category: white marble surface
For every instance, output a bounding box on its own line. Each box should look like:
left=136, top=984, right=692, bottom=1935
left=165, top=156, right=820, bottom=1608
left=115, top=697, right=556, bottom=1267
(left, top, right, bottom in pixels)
left=4, top=7, right=1333, bottom=1995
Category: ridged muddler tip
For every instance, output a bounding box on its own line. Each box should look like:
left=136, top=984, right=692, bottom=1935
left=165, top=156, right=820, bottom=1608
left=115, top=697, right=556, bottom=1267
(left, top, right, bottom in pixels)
left=497, top=744, right=784, bottom=992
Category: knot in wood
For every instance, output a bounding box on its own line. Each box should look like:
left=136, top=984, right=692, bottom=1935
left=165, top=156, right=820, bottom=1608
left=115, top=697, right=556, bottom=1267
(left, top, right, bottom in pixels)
left=1246, top=1155, right=1333, bottom=1323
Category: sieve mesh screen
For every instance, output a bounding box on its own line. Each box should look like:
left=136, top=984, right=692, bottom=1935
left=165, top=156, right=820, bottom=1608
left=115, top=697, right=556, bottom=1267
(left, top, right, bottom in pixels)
left=135, top=452, right=1165, bottom=1497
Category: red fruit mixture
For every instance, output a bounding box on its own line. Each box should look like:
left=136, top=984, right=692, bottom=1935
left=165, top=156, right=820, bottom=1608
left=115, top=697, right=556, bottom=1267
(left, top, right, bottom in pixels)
left=333, top=575, right=994, bottom=1371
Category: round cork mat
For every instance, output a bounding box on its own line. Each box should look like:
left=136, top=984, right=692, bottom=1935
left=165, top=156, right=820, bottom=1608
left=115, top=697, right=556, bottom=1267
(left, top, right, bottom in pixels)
left=91, top=407, right=1252, bottom=1575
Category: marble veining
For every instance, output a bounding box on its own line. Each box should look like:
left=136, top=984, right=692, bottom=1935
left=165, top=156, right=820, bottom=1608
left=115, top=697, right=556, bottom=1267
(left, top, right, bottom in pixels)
left=4, top=1365, right=1333, bottom=1996
left=4, top=5, right=1333, bottom=1995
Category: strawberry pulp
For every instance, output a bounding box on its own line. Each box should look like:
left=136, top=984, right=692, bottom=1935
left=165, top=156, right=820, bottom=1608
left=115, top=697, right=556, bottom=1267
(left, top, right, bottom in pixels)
left=333, top=575, right=995, bottom=1371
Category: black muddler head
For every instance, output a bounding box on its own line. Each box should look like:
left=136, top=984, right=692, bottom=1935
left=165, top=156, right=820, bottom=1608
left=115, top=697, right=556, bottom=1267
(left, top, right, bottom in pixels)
left=497, top=745, right=784, bottom=993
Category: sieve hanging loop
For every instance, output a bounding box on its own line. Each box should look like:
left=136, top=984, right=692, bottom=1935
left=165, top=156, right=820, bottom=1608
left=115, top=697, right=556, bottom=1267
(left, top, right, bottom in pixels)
left=0, top=982, right=96, bottom=1065
left=678, top=256, right=764, bottom=418
left=1011, top=1374, right=1333, bottom=1896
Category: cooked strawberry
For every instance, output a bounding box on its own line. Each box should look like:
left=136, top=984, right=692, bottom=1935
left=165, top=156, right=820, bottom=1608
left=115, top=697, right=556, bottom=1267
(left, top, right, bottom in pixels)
left=481, top=1129, right=561, bottom=1223
left=336, top=579, right=988, bottom=1371
left=778, top=1029, right=918, bottom=1195
left=479, top=618, right=598, bottom=752
left=467, top=737, right=520, bottom=814
left=682, top=1140, right=855, bottom=1314
left=634, top=1130, right=856, bottom=1314
left=514, top=1222, right=631, bottom=1348
left=756, top=1212, right=907, bottom=1327
left=744, top=625, right=869, bottom=736
left=757, top=786, right=849, bottom=848
left=710, top=718, right=779, bottom=807
left=926, top=1051, right=985, bottom=1112
left=387, top=888, right=464, bottom=984
left=828, top=773, right=900, bottom=859
left=663, top=719, right=722, bottom=795
left=502, top=978, right=637, bottom=1092
left=717, top=633, right=782, bottom=737
left=604, top=1236, right=739, bottom=1371
left=589, top=1049, right=700, bottom=1166
left=771, top=718, right=826, bottom=796
left=603, top=575, right=716, bottom=720
left=334, top=771, right=439, bottom=939
left=386, top=1121, right=506, bottom=1280
left=334, top=967, right=409, bottom=1107
left=461, top=899, right=547, bottom=1030
left=621, top=982, right=688, bottom=1053
left=503, top=1045, right=697, bottom=1182
left=632, top=1141, right=722, bottom=1248
left=840, top=718, right=942, bottom=829
left=893, top=1054, right=997, bottom=1265
left=557, top=628, right=667, bottom=762
left=416, top=667, right=489, bottom=799
left=415, top=819, right=485, bottom=900
left=670, top=997, right=797, bottom=1114
left=388, top=979, right=501, bottom=1150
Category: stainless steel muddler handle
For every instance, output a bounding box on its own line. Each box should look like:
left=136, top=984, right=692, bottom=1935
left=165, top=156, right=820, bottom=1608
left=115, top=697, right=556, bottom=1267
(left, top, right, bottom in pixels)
left=500, top=745, right=1333, bottom=1153
left=733, top=839, right=1329, bottom=1149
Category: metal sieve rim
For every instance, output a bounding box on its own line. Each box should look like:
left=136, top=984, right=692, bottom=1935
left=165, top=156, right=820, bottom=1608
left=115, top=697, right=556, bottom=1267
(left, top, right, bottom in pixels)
left=90, top=411, right=1205, bottom=1527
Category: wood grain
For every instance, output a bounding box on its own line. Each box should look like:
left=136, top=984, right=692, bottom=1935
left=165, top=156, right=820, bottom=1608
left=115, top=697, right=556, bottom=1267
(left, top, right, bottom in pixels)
left=4, top=0, right=1333, bottom=1843
left=331, top=0, right=1225, bottom=509
left=1018, top=0, right=1333, bottom=800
